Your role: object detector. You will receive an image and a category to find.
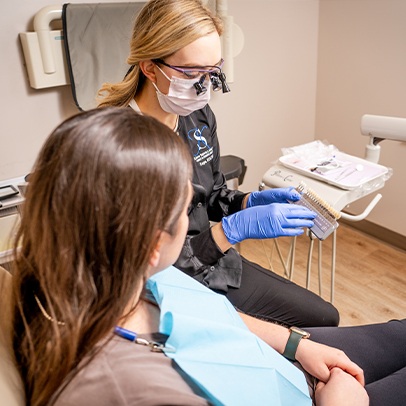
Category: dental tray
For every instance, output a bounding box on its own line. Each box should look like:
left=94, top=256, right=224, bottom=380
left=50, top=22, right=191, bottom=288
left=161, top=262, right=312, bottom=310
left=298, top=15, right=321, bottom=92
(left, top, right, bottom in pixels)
left=279, top=150, right=389, bottom=190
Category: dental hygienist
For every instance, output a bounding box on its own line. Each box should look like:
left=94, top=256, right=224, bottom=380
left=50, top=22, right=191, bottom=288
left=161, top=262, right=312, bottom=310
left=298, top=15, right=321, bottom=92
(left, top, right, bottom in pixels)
left=98, top=0, right=339, bottom=328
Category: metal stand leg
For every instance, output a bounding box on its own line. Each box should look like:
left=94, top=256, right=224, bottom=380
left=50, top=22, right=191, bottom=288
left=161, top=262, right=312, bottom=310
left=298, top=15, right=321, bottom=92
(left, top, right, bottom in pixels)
left=330, top=229, right=337, bottom=303
left=265, top=230, right=337, bottom=303
left=289, top=236, right=296, bottom=281
left=274, top=237, right=296, bottom=280
left=318, top=239, right=323, bottom=297
left=306, top=234, right=314, bottom=289
left=305, top=230, right=336, bottom=303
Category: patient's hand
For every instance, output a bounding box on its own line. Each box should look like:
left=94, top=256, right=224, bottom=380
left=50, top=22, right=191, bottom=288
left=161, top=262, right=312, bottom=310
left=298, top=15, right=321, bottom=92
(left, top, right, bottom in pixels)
left=315, top=368, right=369, bottom=406
left=296, top=339, right=364, bottom=385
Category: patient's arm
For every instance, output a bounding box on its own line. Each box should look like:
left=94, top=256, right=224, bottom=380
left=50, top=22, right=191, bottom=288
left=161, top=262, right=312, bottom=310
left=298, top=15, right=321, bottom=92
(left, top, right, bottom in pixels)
left=238, top=311, right=290, bottom=353
left=238, top=312, right=364, bottom=385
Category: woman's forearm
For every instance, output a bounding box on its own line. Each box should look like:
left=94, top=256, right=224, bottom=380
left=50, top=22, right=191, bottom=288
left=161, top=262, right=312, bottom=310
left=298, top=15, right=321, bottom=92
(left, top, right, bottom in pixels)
left=211, top=222, right=233, bottom=252
left=238, top=311, right=290, bottom=354
left=210, top=192, right=252, bottom=252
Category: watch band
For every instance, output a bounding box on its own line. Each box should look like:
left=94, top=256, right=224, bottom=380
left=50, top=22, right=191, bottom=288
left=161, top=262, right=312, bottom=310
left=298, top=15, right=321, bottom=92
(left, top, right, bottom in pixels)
left=282, top=327, right=310, bottom=361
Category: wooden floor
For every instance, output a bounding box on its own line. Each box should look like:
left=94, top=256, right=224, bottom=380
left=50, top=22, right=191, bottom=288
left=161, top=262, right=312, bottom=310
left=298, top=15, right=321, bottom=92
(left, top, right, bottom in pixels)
left=239, top=223, right=406, bottom=326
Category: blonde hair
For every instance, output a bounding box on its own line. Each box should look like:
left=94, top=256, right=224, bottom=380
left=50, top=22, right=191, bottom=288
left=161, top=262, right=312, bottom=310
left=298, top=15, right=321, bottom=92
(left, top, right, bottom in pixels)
left=98, top=0, right=223, bottom=107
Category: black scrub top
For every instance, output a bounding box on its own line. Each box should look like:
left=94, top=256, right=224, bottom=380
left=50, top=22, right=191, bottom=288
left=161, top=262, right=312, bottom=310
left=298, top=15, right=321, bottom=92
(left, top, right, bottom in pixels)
left=175, top=104, right=248, bottom=292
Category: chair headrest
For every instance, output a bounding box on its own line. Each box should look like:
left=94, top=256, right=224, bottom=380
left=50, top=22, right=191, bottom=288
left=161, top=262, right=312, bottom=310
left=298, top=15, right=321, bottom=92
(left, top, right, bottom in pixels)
left=0, top=266, right=25, bottom=406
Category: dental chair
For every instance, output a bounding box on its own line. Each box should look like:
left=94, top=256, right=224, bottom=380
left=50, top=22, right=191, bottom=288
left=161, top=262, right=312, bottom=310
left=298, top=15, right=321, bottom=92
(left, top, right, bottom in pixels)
left=0, top=266, right=25, bottom=406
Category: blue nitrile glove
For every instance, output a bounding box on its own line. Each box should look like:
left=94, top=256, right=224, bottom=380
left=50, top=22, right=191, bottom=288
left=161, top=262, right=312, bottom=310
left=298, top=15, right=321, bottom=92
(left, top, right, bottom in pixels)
left=222, top=203, right=316, bottom=244
left=246, top=187, right=301, bottom=208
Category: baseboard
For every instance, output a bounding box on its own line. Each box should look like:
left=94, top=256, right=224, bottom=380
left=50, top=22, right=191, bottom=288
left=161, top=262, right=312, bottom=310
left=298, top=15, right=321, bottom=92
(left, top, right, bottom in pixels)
left=340, top=217, right=406, bottom=252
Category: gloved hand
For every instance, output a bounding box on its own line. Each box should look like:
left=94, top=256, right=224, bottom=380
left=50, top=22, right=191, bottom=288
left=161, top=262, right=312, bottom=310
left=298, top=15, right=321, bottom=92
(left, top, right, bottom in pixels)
left=222, top=203, right=316, bottom=244
left=246, top=187, right=301, bottom=208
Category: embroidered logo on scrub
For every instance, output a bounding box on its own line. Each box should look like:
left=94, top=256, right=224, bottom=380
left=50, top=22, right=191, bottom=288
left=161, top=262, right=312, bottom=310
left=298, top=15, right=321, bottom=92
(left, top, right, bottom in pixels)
left=187, top=126, right=214, bottom=166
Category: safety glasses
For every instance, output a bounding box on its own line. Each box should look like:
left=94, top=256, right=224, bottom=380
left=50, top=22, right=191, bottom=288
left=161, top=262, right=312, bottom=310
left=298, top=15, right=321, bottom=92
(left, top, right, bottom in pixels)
left=153, top=58, right=224, bottom=78
left=153, top=58, right=230, bottom=95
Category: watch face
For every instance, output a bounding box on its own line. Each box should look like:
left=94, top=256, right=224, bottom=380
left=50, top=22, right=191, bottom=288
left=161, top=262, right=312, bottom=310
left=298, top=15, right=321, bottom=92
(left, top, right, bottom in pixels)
left=290, top=327, right=310, bottom=338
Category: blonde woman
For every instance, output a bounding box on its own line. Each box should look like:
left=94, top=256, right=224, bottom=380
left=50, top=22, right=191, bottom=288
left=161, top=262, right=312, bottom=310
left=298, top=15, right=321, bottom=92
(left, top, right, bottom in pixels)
left=98, top=0, right=339, bottom=330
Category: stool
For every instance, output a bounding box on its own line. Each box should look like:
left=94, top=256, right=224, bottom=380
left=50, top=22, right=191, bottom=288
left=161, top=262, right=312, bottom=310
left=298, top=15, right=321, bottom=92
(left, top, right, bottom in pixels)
left=219, top=155, right=247, bottom=252
left=220, top=155, right=247, bottom=190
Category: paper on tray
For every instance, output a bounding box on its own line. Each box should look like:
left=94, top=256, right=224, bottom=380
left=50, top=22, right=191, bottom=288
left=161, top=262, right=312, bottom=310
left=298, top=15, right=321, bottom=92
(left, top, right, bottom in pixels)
left=279, top=140, right=390, bottom=190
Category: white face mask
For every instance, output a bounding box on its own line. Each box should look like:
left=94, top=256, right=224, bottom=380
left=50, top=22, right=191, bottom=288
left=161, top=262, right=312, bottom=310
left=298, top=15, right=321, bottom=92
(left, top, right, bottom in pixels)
left=152, top=65, right=211, bottom=116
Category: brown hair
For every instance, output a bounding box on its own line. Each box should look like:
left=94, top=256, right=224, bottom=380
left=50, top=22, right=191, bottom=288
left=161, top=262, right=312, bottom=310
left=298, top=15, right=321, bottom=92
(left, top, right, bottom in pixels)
left=12, top=107, right=192, bottom=405
left=98, top=0, right=223, bottom=107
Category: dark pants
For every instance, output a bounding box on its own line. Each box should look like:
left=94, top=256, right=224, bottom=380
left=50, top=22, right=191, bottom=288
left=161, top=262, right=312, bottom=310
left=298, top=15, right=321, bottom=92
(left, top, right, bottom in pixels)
left=225, top=257, right=340, bottom=327
left=308, top=319, right=406, bottom=406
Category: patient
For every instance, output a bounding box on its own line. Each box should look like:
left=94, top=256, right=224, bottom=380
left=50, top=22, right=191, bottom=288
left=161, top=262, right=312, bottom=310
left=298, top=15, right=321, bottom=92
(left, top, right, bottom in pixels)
left=10, top=108, right=406, bottom=405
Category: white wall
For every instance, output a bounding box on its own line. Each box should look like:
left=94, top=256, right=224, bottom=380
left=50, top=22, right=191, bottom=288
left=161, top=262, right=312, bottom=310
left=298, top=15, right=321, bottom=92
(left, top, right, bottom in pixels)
left=0, top=0, right=130, bottom=181
left=211, top=0, right=319, bottom=192
left=0, top=0, right=319, bottom=189
left=2, top=0, right=404, bottom=237
left=316, top=0, right=406, bottom=236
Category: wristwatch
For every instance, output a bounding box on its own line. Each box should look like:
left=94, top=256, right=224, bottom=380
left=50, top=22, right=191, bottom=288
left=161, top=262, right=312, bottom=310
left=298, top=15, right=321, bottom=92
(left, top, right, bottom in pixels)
left=282, top=327, right=310, bottom=361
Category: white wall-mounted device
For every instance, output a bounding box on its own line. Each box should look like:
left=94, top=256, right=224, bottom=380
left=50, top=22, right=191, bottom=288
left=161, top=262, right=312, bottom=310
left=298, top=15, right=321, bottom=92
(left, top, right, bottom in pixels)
left=19, top=6, right=68, bottom=89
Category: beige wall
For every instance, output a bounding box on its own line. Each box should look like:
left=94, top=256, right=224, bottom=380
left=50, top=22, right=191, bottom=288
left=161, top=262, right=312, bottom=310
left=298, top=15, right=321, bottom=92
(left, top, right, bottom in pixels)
left=212, top=0, right=319, bottom=192
left=0, top=0, right=319, bottom=188
left=0, top=0, right=128, bottom=182
left=316, top=0, right=406, bottom=236
left=1, top=0, right=404, bottom=237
